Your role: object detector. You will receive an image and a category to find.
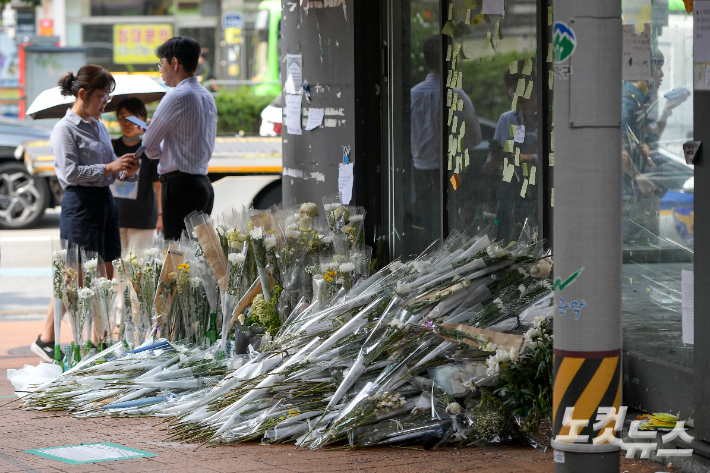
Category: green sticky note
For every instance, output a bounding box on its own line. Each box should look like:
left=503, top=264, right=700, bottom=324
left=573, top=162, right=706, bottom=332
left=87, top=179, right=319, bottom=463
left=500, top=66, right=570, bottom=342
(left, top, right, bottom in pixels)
left=448, top=155, right=453, bottom=170
left=452, top=92, right=458, bottom=109
left=442, top=21, right=456, bottom=37
left=530, top=165, right=537, bottom=185
left=509, top=61, right=518, bottom=74
left=522, top=58, right=533, bottom=76
left=448, top=108, right=453, bottom=126
left=464, top=149, right=470, bottom=168
left=515, top=147, right=520, bottom=165
left=460, top=121, right=466, bottom=137
left=511, top=95, right=518, bottom=111
left=456, top=71, right=463, bottom=88
left=455, top=155, right=462, bottom=173
left=448, top=2, right=453, bottom=20
left=458, top=136, right=463, bottom=152
left=548, top=6, right=553, bottom=26
left=522, top=163, right=528, bottom=176
left=464, top=0, right=476, bottom=8
left=549, top=152, right=554, bottom=166
left=551, top=188, right=555, bottom=207
left=523, top=81, right=534, bottom=99
left=551, top=131, right=554, bottom=151
left=457, top=98, right=464, bottom=111
left=504, top=140, right=514, bottom=153
left=447, top=89, right=452, bottom=106
left=515, top=78, right=526, bottom=96
left=547, top=43, right=553, bottom=63
left=509, top=124, right=517, bottom=136
left=446, top=45, right=452, bottom=61
left=452, top=115, right=458, bottom=134
left=549, top=70, right=554, bottom=90
left=446, top=70, right=452, bottom=87
left=520, top=178, right=529, bottom=198
left=465, top=9, right=472, bottom=24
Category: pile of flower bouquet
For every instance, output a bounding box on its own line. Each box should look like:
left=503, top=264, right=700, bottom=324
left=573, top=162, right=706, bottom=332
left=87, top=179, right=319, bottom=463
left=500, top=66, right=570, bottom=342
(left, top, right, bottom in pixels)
left=17, top=200, right=557, bottom=452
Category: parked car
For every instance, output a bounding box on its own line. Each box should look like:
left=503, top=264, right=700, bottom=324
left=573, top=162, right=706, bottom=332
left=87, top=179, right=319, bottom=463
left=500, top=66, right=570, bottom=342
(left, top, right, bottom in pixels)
left=0, top=118, right=54, bottom=229
left=259, top=94, right=283, bottom=137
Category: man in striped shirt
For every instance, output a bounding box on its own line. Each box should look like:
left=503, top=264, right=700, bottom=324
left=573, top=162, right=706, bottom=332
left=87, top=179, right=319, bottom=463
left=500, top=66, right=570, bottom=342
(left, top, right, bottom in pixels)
left=142, top=36, right=218, bottom=240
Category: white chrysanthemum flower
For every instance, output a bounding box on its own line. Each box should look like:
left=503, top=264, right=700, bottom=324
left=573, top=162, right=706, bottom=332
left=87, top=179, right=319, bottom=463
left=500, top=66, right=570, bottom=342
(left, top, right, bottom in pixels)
left=446, top=402, right=462, bottom=415
left=190, top=277, right=201, bottom=288
left=228, top=253, right=239, bottom=264
left=509, top=347, right=519, bottom=363
left=322, top=262, right=338, bottom=271
left=52, top=249, right=67, bottom=259
left=518, top=284, right=526, bottom=293
left=144, top=248, right=159, bottom=257
left=249, top=227, right=264, bottom=240
left=339, top=262, right=355, bottom=273
left=494, top=298, right=504, bottom=310
left=539, top=280, right=553, bottom=290
left=111, top=278, right=119, bottom=286
left=388, top=319, right=405, bottom=329
left=264, top=235, right=277, bottom=250
left=300, top=202, right=319, bottom=217
left=389, top=261, right=403, bottom=273
left=217, top=222, right=229, bottom=231
left=78, top=288, right=95, bottom=299
left=321, top=235, right=334, bottom=244
left=485, top=355, right=500, bottom=376
left=323, top=203, right=340, bottom=211
left=84, top=258, right=98, bottom=271
left=192, top=231, right=197, bottom=238
left=524, top=327, right=541, bottom=340
left=237, top=313, right=246, bottom=325
left=349, top=214, right=364, bottom=223
left=533, top=315, right=547, bottom=329
left=229, top=252, right=246, bottom=265
left=395, top=282, right=411, bottom=294
left=286, top=228, right=300, bottom=239
left=156, top=258, right=165, bottom=266
left=264, top=331, right=272, bottom=341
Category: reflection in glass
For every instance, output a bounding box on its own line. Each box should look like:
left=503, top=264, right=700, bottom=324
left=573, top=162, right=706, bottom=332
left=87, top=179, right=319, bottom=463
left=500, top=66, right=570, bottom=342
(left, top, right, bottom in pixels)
left=621, top=3, right=694, bottom=369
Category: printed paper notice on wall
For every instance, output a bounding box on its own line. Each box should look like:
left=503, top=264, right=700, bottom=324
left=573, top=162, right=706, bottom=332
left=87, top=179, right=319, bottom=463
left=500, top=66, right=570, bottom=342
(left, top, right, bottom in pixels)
left=305, top=108, right=324, bottom=130
left=338, top=162, right=354, bottom=205
left=622, top=24, right=651, bottom=81
left=682, top=269, right=694, bottom=344
left=285, top=54, right=303, bottom=95
left=284, top=94, right=302, bottom=135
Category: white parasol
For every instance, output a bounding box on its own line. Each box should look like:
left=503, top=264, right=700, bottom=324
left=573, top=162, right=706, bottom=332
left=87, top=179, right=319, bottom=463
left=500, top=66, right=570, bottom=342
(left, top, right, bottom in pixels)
left=26, top=74, right=167, bottom=119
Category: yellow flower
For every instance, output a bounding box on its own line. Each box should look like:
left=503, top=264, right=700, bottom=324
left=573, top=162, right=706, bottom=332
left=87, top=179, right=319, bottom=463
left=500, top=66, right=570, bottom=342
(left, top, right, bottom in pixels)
left=177, top=263, right=190, bottom=273
left=327, top=277, right=334, bottom=283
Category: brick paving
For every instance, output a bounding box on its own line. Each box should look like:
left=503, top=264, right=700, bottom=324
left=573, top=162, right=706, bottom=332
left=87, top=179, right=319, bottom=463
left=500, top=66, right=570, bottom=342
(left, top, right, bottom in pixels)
left=0, top=322, right=673, bottom=472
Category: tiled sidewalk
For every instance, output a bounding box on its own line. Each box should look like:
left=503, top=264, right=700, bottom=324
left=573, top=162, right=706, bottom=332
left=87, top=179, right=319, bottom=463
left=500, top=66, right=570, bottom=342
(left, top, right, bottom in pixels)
left=0, top=322, right=672, bottom=473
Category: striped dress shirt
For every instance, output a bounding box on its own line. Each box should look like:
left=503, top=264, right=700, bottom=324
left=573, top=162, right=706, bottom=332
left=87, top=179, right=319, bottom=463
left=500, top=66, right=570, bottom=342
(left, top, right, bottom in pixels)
left=143, top=76, right=218, bottom=175
left=50, top=109, right=116, bottom=190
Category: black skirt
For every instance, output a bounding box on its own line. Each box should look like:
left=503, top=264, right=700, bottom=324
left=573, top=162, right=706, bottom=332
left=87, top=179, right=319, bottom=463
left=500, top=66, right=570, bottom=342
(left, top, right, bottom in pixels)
left=60, top=186, right=121, bottom=262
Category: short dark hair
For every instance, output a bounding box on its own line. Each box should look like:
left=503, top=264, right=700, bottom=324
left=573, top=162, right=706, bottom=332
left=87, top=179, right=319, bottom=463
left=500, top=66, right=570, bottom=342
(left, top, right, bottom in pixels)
left=156, top=37, right=201, bottom=74
left=422, top=35, right=440, bottom=72
left=58, top=65, right=115, bottom=98
left=115, top=97, right=147, bottom=119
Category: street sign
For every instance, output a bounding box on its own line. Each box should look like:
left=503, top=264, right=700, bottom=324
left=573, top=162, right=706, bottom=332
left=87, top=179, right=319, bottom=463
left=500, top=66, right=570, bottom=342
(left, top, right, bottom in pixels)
left=222, top=12, right=244, bottom=29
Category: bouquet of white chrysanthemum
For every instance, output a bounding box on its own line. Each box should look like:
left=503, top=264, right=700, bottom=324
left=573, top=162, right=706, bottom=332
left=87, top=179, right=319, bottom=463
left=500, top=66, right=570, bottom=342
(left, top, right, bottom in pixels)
left=80, top=248, right=100, bottom=352
left=92, top=275, right=118, bottom=350
left=51, top=239, right=69, bottom=366
left=248, top=225, right=271, bottom=300
left=322, top=193, right=349, bottom=235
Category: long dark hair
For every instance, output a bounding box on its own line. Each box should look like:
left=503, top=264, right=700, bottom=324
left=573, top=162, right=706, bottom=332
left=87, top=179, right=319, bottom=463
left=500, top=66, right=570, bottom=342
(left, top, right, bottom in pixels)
left=58, top=65, right=115, bottom=100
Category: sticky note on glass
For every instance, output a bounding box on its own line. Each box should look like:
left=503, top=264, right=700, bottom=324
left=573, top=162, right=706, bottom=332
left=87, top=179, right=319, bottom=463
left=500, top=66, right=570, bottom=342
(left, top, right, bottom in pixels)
left=522, top=163, right=529, bottom=176
left=520, top=178, right=529, bottom=197
left=464, top=149, right=470, bottom=168
left=548, top=6, right=553, bottom=25
left=547, top=43, right=553, bottom=63
left=457, top=136, right=463, bottom=152
left=447, top=45, right=452, bottom=61
left=452, top=115, right=458, bottom=133
left=494, top=21, right=500, bottom=40
left=448, top=2, right=453, bottom=20
left=456, top=72, right=463, bottom=89
left=472, top=13, right=484, bottom=24
left=442, top=21, right=456, bottom=37
left=504, top=140, right=514, bottom=153
left=460, top=121, right=466, bottom=137
left=465, top=9, right=472, bottom=24
left=551, top=131, right=554, bottom=151
left=514, top=124, right=525, bottom=143
left=464, top=0, right=477, bottom=8
left=484, top=31, right=491, bottom=49
left=509, top=61, right=518, bottom=74
left=446, top=70, right=453, bottom=87
left=551, top=188, right=555, bottom=207
left=522, top=58, right=533, bottom=76
left=509, top=124, right=517, bottom=136
left=549, top=70, right=554, bottom=90
left=448, top=108, right=453, bottom=126
left=549, top=152, right=554, bottom=166
left=448, top=155, right=453, bottom=171
left=523, top=81, right=534, bottom=99
left=511, top=95, right=518, bottom=110
left=447, top=89, right=452, bottom=106
left=457, top=99, right=464, bottom=111
left=449, top=135, right=456, bottom=155
left=530, top=166, right=537, bottom=185
left=503, top=163, right=515, bottom=182
left=515, top=147, right=520, bottom=165
left=455, top=155, right=462, bottom=173
left=515, top=78, right=526, bottom=96
left=452, top=93, right=459, bottom=109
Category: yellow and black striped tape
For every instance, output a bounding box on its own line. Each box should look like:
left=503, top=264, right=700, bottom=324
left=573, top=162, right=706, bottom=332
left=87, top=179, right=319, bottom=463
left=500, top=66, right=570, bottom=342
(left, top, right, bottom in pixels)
left=553, top=349, right=621, bottom=441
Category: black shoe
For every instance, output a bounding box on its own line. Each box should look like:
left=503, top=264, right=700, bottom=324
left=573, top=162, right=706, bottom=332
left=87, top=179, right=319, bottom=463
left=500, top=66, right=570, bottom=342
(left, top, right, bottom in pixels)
left=30, top=335, right=61, bottom=363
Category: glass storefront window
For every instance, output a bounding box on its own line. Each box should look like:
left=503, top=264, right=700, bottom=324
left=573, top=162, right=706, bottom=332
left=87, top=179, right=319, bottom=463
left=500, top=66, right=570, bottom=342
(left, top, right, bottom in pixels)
left=621, top=2, right=694, bottom=369
left=89, top=0, right=174, bottom=16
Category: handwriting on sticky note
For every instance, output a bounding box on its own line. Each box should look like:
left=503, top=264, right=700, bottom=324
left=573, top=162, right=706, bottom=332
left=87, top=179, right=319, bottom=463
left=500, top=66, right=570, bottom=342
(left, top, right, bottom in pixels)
left=530, top=165, right=537, bottom=185
left=504, top=140, right=514, bottom=153
left=448, top=108, right=453, bottom=126
left=452, top=116, right=458, bottom=134
left=448, top=155, right=453, bottom=171
left=447, top=89, right=452, bottom=106
left=465, top=9, right=472, bottom=24
left=446, top=70, right=452, bottom=87
left=515, top=78, right=526, bottom=96
left=455, top=155, right=462, bottom=173
left=456, top=72, right=463, bottom=88
left=509, top=124, right=517, bottom=137
left=522, top=163, right=528, bottom=176
left=522, top=58, right=533, bottom=76
left=549, top=70, right=554, bottom=90
left=520, top=178, right=529, bottom=198
left=514, top=124, right=525, bottom=143
left=509, top=61, right=518, bottom=74
left=549, top=152, right=554, bottom=166
left=511, top=96, right=518, bottom=110
left=515, top=148, right=520, bottom=165
left=457, top=98, right=464, bottom=111
left=548, top=6, right=553, bottom=25
left=551, top=188, right=555, bottom=207
left=523, top=81, right=534, bottom=99
left=452, top=93, right=459, bottom=109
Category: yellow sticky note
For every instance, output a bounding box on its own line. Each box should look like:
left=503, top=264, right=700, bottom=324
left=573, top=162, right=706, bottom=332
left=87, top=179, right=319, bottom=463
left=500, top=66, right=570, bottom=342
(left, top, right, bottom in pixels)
left=502, top=163, right=514, bottom=182
left=522, top=58, right=533, bottom=76
left=447, top=89, right=452, bottom=106
left=504, top=140, right=514, bottom=153
left=551, top=131, right=554, bottom=151
left=549, top=70, right=554, bottom=90
left=551, top=188, right=555, bottom=207
left=509, top=61, right=518, bottom=74
left=520, top=178, right=529, bottom=197
left=464, top=0, right=477, bottom=8
left=515, top=147, right=520, bottom=165
left=449, top=135, right=456, bottom=155
left=452, top=115, right=458, bottom=133
left=456, top=72, right=463, bottom=89
left=455, top=155, right=462, bottom=173
left=448, top=2, right=453, bottom=20
left=547, top=43, right=553, bottom=63
left=457, top=98, right=464, bottom=112
left=511, top=95, right=518, bottom=110
left=446, top=45, right=452, bottom=61
left=460, top=121, right=466, bottom=137
left=448, top=108, right=453, bottom=126
left=548, top=6, right=553, bottom=26
left=484, top=31, right=491, bottom=49
left=446, top=70, right=452, bottom=87
left=522, top=163, right=529, bottom=176
left=515, top=78, right=526, bottom=96
left=452, top=92, right=459, bottom=109
left=448, top=155, right=453, bottom=171
left=472, top=13, right=484, bottom=24
left=523, top=81, right=534, bottom=99
left=457, top=136, right=463, bottom=152
left=509, top=124, right=517, bottom=136
left=465, top=9, right=472, bottom=24
left=464, top=149, right=470, bottom=168
left=494, top=21, right=500, bottom=40
left=530, top=165, right=536, bottom=185
left=549, top=152, right=554, bottom=166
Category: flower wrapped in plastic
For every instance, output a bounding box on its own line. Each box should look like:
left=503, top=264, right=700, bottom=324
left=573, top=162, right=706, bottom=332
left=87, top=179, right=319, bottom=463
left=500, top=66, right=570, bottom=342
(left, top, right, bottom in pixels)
left=91, top=272, right=119, bottom=351
left=51, top=239, right=69, bottom=366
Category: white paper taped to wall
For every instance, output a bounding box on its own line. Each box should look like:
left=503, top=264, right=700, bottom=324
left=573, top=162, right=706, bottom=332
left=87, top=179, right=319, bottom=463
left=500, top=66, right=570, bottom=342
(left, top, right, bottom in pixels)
left=285, top=54, right=303, bottom=94
left=338, top=162, right=354, bottom=204
left=285, top=95, right=303, bottom=135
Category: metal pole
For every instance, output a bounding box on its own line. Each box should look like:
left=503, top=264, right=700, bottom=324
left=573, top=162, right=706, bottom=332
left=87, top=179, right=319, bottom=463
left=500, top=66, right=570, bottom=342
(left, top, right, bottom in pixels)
left=551, top=0, right=623, bottom=471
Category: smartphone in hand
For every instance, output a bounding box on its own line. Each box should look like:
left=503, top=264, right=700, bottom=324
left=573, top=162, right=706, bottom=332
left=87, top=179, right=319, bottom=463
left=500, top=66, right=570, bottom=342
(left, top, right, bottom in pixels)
left=134, top=145, right=146, bottom=159
left=126, top=115, right=148, bottom=130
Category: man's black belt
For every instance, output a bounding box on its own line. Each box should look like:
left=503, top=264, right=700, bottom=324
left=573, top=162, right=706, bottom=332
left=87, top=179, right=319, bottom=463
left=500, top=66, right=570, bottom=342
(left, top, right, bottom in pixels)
left=159, top=170, right=201, bottom=183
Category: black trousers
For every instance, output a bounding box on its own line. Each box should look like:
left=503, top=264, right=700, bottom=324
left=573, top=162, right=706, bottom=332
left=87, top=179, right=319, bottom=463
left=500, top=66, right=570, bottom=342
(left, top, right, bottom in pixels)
left=161, top=172, right=214, bottom=241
